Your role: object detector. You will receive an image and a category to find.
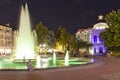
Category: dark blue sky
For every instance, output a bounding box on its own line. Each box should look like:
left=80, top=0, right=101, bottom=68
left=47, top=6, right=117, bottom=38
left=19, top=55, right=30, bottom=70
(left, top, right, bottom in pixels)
left=0, top=0, right=119, bottom=33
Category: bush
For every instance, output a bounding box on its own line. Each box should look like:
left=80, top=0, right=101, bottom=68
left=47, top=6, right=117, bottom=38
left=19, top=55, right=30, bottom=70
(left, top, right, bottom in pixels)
left=111, top=52, right=120, bottom=57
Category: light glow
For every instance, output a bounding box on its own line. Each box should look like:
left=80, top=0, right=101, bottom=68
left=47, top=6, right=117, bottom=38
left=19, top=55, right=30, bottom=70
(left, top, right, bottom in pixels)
left=64, top=50, right=69, bottom=66
left=36, top=55, right=41, bottom=68
left=53, top=51, right=56, bottom=64
left=14, top=3, right=35, bottom=59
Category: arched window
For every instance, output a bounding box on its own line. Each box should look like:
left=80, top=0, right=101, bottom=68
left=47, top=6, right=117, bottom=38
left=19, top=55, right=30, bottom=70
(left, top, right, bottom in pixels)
left=1, top=40, right=3, bottom=46
left=99, top=47, right=103, bottom=53
left=93, top=35, right=97, bottom=43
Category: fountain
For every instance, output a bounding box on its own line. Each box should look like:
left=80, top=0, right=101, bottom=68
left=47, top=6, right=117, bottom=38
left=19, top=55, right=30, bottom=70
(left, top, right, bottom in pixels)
left=64, top=50, right=69, bottom=66
left=36, top=55, right=41, bottom=68
left=53, top=51, right=56, bottom=65
left=14, top=3, right=35, bottom=60
left=0, top=3, right=95, bottom=70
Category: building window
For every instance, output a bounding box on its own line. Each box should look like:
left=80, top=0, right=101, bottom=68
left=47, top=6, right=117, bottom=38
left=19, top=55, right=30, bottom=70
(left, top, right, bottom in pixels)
left=1, top=40, right=3, bottom=46
left=99, top=37, right=103, bottom=43
left=0, top=29, right=2, bottom=32
left=84, top=34, right=87, bottom=40
left=77, top=35, right=80, bottom=40
left=99, top=47, right=103, bottom=53
left=93, top=35, right=97, bottom=43
left=94, top=48, right=96, bottom=53
left=0, top=34, right=3, bottom=39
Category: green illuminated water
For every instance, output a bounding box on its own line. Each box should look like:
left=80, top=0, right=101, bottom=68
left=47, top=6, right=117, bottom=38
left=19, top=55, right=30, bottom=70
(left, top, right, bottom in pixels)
left=0, top=56, right=95, bottom=70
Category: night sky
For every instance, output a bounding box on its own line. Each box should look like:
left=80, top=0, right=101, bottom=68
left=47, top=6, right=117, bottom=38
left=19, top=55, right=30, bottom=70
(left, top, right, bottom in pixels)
left=0, top=0, right=119, bottom=33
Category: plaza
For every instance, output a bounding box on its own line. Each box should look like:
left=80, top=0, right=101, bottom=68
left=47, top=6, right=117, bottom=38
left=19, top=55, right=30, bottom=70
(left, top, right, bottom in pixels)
left=0, top=56, right=120, bottom=80
left=0, top=1, right=120, bottom=80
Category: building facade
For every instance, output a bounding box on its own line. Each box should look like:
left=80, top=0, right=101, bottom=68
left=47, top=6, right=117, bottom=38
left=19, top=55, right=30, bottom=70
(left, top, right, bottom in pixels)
left=0, top=24, right=13, bottom=55
left=76, top=15, right=109, bottom=55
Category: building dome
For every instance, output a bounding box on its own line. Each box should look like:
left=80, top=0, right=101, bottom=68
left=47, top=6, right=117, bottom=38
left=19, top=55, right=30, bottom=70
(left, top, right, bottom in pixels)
left=93, top=22, right=109, bottom=29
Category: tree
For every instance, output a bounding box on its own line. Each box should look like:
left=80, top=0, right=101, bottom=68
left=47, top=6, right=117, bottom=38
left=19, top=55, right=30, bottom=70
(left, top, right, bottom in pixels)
left=46, top=30, right=56, bottom=48
left=72, top=39, right=92, bottom=51
left=84, top=41, right=92, bottom=54
left=56, top=26, right=71, bottom=51
left=35, top=22, right=49, bottom=54
left=65, top=34, right=92, bottom=56
left=100, top=10, right=120, bottom=54
left=35, top=22, right=49, bottom=45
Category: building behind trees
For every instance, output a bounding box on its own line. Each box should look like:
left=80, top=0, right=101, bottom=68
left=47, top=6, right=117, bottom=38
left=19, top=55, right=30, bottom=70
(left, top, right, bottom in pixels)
left=75, top=15, right=109, bottom=55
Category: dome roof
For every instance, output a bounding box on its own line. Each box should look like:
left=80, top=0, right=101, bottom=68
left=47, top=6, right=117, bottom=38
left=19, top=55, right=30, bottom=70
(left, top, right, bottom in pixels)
left=93, top=22, right=109, bottom=29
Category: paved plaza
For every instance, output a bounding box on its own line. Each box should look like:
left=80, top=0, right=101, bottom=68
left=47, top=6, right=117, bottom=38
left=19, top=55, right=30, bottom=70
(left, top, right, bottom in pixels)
left=0, top=56, right=120, bottom=80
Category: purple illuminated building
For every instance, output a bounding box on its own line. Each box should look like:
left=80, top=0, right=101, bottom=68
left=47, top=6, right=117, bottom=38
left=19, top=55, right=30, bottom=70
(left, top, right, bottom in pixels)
left=76, top=15, right=109, bottom=55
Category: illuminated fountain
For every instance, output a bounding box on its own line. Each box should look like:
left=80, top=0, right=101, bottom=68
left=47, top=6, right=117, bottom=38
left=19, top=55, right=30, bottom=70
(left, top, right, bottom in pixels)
left=14, top=3, right=35, bottom=60
left=0, top=3, right=95, bottom=70
left=36, top=55, right=41, bottom=68
left=64, top=50, right=69, bottom=66
left=53, top=51, right=56, bottom=65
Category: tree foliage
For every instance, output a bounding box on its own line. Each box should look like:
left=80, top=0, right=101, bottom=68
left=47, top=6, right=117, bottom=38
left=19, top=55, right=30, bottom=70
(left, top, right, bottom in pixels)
left=35, top=22, right=49, bottom=45
left=46, top=30, right=55, bottom=48
left=56, top=26, right=92, bottom=53
left=56, top=26, right=71, bottom=51
left=35, top=22, right=56, bottom=54
left=100, top=10, right=120, bottom=53
left=72, top=39, right=92, bottom=51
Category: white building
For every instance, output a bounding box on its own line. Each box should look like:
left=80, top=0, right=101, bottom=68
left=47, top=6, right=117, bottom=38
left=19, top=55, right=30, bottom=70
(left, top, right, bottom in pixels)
left=0, top=24, right=13, bottom=55
left=76, top=15, right=109, bottom=55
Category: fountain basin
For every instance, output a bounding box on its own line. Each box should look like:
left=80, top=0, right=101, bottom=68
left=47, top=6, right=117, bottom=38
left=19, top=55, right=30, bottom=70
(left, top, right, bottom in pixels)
left=0, top=56, right=95, bottom=70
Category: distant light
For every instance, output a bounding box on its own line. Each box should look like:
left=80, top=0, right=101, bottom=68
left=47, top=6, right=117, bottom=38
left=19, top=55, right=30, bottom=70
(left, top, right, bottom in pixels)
left=98, top=15, right=103, bottom=20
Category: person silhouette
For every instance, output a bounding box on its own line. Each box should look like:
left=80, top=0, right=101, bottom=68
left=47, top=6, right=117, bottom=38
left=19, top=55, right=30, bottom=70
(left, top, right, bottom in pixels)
left=27, top=60, right=32, bottom=71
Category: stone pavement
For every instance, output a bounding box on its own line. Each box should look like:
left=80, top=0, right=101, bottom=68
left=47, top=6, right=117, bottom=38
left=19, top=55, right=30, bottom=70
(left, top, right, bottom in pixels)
left=0, top=56, right=120, bottom=80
